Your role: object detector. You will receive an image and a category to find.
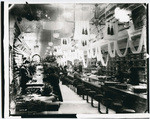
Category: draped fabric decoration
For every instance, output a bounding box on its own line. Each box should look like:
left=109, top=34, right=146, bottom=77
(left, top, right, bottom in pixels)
left=87, top=49, right=92, bottom=58
left=96, top=46, right=101, bottom=61
left=97, top=45, right=109, bottom=66
left=108, top=42, right=116, bottom=58
left=61, top=38, right=71, bottom=51
left=115, top=40, right=129, bottom=57
left=104, top=21, right=119, bottom=41
left=107, top=25, right=146, bottom=57
left=90, top=42, right=97, bottom=58
left=87, top=42, right=93, bottom=58
left=127, top=25, right=146, bottom=54
left=82, top=51, right=88, bottom=68
left=91, top=48, right=97, bottom=58
left=74, top=21, right=90, bottom=40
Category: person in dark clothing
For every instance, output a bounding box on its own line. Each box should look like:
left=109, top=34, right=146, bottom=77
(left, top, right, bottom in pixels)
left=43, top=67, right=63, bottom=102
left=72, top=67, right=83, bottom=87
left=19, top=61, right=32, bottom=94
left=54, top=64, right=61, bottom=76
left=78, top=63, right=83, bottom=74
left=115, top=65, right=124, bottom=83
left=127, top=62, right=144, bottom=85
left=28, top=63, right=36, bottom=76
left=128, top=67, right=140, bottom=85
left=63, top=65, right=68, bottom=76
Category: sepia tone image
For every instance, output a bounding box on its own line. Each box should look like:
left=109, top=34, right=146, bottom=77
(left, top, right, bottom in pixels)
left=7, top=2, right=148, bottom=118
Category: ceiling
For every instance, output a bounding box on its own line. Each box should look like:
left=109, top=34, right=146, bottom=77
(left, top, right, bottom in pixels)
left=10, top=3, right=107, bottom=57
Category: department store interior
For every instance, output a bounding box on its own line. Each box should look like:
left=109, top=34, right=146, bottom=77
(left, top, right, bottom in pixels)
left=9, top=3, right=148, bottom=117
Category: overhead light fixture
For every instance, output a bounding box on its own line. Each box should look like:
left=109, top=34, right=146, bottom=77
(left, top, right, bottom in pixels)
left=114, top=7, right=131, bottom=22
left=48, top=42, right=53, bottom=46
left=53, top=33, right=60, bottom=38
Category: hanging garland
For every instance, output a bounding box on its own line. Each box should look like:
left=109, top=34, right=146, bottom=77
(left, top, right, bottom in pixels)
left=127, top=25, right=146, bottom=54
left=115, top=39, right=129, bottom=57
left=97, top=45, right=109, bottom=66
left=82, top=52, right=87, bottom=67
left=88, top=49, right=91, bottom=58
left=108, top=42, right=116, bottom=58
left=91, top=48, right=97, bottom=58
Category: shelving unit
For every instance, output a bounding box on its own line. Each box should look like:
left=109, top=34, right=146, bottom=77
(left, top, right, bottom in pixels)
left=106, top=45, right=147, bottom=83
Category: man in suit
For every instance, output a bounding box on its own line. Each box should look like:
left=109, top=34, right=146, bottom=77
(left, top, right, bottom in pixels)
left=20, top=60, right=32, bottom=94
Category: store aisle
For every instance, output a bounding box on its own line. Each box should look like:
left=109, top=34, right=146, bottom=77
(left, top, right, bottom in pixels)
left=58, top=82, right=116, bottom=114
left=60, top=83, right=84, bottom=102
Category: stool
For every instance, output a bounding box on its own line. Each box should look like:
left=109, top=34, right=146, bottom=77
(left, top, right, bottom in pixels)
left=84, top=88, right=91, bottom=102
left=88, top=91, right=96, bottom=107
left=112, top=102, right=123, bottom=113
left=103, top=98, right=112, bottom=114
left=76, top=85, right=84, bottom=96
left=94, top=94, right=103, bottom=113
left=121, top=109, right=135, bottom=113
left=82, top=88, right=90, bottom=100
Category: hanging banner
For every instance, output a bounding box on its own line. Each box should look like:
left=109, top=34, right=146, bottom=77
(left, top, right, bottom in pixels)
left=74, top=21, right=90, bottom=40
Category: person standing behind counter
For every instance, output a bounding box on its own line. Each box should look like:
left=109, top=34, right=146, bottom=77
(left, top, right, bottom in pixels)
left=19, top=60, right=32, bottom=94
left=96, top=61, right=102, bottom=76
left=127, top=62, right=144, bottom=85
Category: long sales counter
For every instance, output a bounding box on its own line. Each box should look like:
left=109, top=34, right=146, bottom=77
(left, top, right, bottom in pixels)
left=67, top=74, right=148, bottom=113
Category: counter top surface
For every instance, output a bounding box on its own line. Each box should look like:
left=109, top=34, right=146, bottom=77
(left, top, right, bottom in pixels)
left=67, top=74, right=147, bottom=100
left=108, top=86, right=147, bottom=100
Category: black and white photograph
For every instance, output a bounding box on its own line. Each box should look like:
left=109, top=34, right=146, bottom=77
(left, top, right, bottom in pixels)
left=1, top=0, right=150, bottom=118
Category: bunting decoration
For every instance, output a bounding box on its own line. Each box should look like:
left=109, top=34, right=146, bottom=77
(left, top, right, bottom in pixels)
left=97, top=46, right=109, bottom=66
left=74, top=21, right=90, bottom=40
left=127, top=25, right=146, bottom=54
left=108, top=42, right=116, bottom=58
left=115, top=40, right=129, bottom=57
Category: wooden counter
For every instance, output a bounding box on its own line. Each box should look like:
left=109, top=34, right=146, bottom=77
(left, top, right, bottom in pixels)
left=65, top=74, right=148, bottom=113
left=73, top=74, right=148, bottom=113
left=102, top=85, right=147, bottom=113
